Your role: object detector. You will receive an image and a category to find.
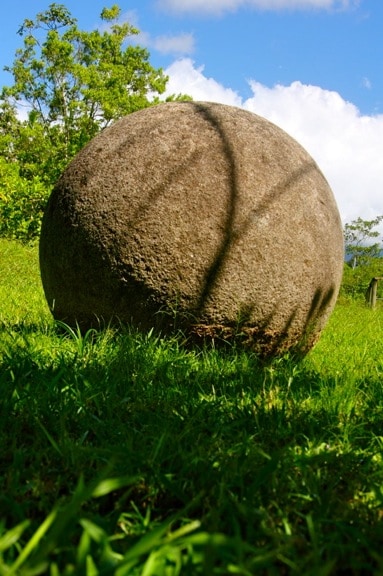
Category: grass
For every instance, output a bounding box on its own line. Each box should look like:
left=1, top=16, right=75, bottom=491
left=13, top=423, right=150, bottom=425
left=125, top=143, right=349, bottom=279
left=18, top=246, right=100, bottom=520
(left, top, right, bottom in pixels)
left=1, top=237, right=383, bottom=574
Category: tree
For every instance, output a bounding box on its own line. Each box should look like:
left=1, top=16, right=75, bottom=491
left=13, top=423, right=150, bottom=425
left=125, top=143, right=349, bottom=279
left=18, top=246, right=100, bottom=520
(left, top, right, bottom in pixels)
left=344, top=215, right=383, bottom=268
left=0, top=3, right=189, bottom=241
left=0, top=3, right=184, bottom=184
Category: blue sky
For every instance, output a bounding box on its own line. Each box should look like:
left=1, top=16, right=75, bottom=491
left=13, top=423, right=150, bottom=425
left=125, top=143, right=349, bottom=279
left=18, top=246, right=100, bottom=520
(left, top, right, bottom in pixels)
left=1, top=0, right=382, bottom=229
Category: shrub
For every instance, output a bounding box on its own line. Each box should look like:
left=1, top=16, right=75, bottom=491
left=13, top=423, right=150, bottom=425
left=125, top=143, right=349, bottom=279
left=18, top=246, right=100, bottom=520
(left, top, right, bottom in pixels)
left=0, top=159, right=50, bottom=243
left=340, top=259, right=383, bottom=300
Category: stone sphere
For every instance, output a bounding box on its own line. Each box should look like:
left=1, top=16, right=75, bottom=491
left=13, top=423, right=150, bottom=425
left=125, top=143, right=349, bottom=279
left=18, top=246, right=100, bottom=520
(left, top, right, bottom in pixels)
left=39, top=101, right=344, bottom=357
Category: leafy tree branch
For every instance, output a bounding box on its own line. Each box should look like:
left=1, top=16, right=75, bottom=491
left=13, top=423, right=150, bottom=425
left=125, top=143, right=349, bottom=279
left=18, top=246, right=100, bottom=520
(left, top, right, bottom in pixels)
left=344, top=215, right=383, bottom=268
left=0, top=3, right=189, bottom=241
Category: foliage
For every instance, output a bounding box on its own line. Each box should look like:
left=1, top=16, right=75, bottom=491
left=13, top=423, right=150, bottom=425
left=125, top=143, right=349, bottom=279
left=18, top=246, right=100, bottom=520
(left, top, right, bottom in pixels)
left=344, top=215, right=383, bottom=268
left=0, top=157, right=50, bottom=242
left=340, top=258, right=383, bottom=300
left=0, top=4, right=189, bottom=242
left=1, top=239, right=383, bottom=573
left=1, top=3, right=173, bottom=183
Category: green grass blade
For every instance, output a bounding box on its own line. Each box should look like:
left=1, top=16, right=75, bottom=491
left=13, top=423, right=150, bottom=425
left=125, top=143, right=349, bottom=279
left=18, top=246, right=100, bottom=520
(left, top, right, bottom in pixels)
left=0, top=520, right=30, bottom=553
left=7, top=510, right=57, bottom=574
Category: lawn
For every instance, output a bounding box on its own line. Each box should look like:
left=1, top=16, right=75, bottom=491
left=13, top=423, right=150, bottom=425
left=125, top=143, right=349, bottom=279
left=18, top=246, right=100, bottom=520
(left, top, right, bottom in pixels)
left=1, top=238, right=383, bottom=575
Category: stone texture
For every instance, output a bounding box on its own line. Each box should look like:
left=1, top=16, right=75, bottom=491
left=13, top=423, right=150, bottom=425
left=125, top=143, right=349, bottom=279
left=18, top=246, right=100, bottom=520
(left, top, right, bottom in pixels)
left=39, top=101, right=344, bottom=357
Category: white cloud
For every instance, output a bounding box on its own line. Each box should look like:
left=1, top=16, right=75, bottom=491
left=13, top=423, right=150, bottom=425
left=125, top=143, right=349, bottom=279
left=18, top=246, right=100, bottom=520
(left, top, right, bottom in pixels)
left=243, top=80, right=383, bottom=227
left=99, top=10, right=194, bottom=57
left=164, top=58, right=383, bottom=231
left=165, top=59, right=242, bottom=105
left=152, top=33, right=195, bottom=55
left=15, top=100, right=33, bottom=122
left=156, top=0, right=358, bottom=16
left=118, top=9, right=140, bottom=27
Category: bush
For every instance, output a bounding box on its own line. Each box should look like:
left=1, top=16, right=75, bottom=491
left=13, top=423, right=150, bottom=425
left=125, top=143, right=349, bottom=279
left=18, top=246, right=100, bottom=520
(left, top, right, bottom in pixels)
left=340, top=259, right=383, bottom=300
left=0, top=159, right=50, bottom=243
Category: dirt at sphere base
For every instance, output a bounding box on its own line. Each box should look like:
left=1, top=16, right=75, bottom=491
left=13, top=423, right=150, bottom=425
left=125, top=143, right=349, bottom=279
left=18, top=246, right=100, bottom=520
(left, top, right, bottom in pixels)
left=39, top=101, right=344, bottom=357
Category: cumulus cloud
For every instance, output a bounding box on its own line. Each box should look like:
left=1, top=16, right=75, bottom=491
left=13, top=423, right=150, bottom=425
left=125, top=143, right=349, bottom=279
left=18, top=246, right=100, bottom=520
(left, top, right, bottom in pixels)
left=165, top=59, right=242, bottom=105
left=243, top=81, right=383, bottom=226
left=156, top=0, right=357, bottom=16
left=164, top=58, right=383, bottom=230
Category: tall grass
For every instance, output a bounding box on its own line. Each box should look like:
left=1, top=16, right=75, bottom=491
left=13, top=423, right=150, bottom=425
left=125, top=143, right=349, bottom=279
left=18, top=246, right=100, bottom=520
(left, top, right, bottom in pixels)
left=1, top=238, right=383, bottom=574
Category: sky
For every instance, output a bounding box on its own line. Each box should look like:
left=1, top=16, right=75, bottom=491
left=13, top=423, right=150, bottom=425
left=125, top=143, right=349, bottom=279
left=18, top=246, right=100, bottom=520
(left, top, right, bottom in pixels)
left=1, top=0, right=382, bottom=233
